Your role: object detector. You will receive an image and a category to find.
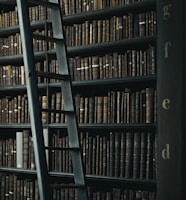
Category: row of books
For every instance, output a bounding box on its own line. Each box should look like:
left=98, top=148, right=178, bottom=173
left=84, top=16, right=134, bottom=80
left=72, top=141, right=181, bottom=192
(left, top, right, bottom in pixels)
left=0, top=129, right=156, bottom=180
left=62, top=0, right=149, bottom=15
left=0, top=94, right=56, bottom=124
left=52, top=187, right=156, bottom=200
left=0, top=132, right=34, bottom=169
left=0, top=11, right=156, bottom=55
left=0, top=1, right=153, bottom=29
left=16, top=130, right=35, bottom=170
left=0, top=60, right=59, bottom=86
left=65, top=11, right=156, bottom=46
left=70, top=46, right=156, bottom=81
left=87, top=188, right=156, bottom=200
left=0, top=175, right=39, bottom=200
left=0, top=174, right=156, bottom=200
left=0, top=33, right=22, bottom=56
left=0, top=87, right=156, bottom=124
left=0, top=65, right=25, bottom=86
left=0, top=5, right=48, bottom=28
left=0, top=137, right=16, bottom=168
left=0, top=94, right=29, bottom=124
left=0, top=29, right=55, bottom=56
left=75, top=88, right=157, bottom=124
left=0, top=12, right=156, bottom=53
left=0, top=130, right=35, bottom=169
left=0, top=45, right=156, bottom=87
left=51, top=130, right=156, bottom=179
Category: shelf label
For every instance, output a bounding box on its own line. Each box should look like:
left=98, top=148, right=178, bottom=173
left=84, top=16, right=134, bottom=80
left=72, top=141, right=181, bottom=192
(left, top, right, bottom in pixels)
left=163, top=4, right=172, bottom=20
left=162, top=144, right=170, bottom=159
left=164, top=41, right=172, bottom=58
left=162, top=98, right=171, bottom=109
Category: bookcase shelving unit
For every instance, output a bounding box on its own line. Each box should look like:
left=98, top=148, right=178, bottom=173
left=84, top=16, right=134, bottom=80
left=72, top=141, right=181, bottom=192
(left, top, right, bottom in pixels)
left=0, top=0, right=158, bottom=199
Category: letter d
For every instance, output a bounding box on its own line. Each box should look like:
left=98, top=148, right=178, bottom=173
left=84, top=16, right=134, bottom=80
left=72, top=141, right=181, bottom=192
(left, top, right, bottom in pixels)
left=161, top=144, right=170, bottom=159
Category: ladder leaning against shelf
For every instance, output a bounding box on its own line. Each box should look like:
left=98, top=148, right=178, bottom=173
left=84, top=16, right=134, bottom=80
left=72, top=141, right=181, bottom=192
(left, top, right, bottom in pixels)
left=0, top=0, right=89, bottom=199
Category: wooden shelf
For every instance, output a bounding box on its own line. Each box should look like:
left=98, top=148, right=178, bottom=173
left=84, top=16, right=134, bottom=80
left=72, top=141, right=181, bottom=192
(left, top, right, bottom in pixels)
left=0, top=123, right=156, bottom=131
left=0, top=167, right=156, bottom=191
left=0, top=75, right=156, bottom=96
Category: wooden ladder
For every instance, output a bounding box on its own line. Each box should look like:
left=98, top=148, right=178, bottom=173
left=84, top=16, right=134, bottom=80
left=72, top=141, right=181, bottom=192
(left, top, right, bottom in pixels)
left=8, top=0, right=88, bottom=199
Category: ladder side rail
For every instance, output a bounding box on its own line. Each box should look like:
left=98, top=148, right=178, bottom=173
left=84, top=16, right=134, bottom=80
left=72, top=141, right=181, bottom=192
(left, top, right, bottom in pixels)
left=49, top=0, right=88, bottom=199
left=16, top=0, right=51, bottom=199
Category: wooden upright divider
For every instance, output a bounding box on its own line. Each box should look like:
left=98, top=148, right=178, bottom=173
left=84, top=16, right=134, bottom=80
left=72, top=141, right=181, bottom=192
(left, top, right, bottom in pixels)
left=157, top=0, right=186, bottom=199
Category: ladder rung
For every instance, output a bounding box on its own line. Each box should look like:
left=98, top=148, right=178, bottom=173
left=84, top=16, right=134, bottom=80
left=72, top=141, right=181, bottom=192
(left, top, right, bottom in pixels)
left=31, top=20, right=52, bottom=30
left=32, top=33, right=63, bottom=42
left=36, top=71, right=69, bottom=80
left=50, top=183, right=85, bottom=189
left=28, top=0, right=58, bottom=8
left=45, top=146, right=81, bottom=151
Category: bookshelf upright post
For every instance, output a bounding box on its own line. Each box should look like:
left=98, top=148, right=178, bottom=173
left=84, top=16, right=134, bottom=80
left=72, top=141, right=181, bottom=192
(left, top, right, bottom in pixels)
left=157, top=0, right=186, bottom=199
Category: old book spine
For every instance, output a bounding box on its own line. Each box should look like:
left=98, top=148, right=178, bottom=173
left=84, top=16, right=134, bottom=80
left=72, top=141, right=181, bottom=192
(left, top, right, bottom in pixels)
left=111, top=91, right=116, bottom=123
left=133, top=132, right=141, bottom=178
left=92, top=56, right=99, bottom=80
left=80, top=58, right=85, bottom=81
left=56, top=92, right=61, bottom=123
left=84, top=57, right=89, bottom=81
left=16, top=131, right=23, bottom=168
left=109, top=132, right=114, bottom=176
left=50, top=94, right=55, bottom=123
left=106, top=136, right=110, bottom=176
left=125, top=132, right=133, bottom=178
left=41, top=95, right=47, bottom=124
left=103, top=96, right=108, bottom=123
left=84, top=97, right=89, bottom=123
left=23, top=130, right=29, bottom=169
left=135, top=91, right=140, bottom=123
left=140, top=89, right=146, bottom=123
left=79, top=96, right=85, bottom=124
left=54, top=132, right=60, bottom=171
left=95, top=135, right=100, bottom=175
left=102, top=135, right=107, bottom=176
left=146, top=132, right=153, bottom=179
left=88, top=134, right=93, bottom=174
left=97, top=96, right=103, bottom=123
left=29, top=135, right=35, bottom=170
left=24, top=95, right=29, bottom=123
left=120, top=132, right=125, bottom=177
left=114, top=132, right=121, bottom=177
left=130, top=93, right=136, bottom=123
left=146, top=88, right=154, bottom=123
left=116, top=91, right=121, bottom=123
left=99, top=136, right=103, bottom=175
left=139, top=132, right=147, bottom=179
left=92, top=136, right=97, bottom=175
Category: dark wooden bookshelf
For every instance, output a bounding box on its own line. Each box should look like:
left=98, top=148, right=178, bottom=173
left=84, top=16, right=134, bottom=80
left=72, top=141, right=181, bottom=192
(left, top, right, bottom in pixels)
left=0, top=0, right=157, bottom=199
